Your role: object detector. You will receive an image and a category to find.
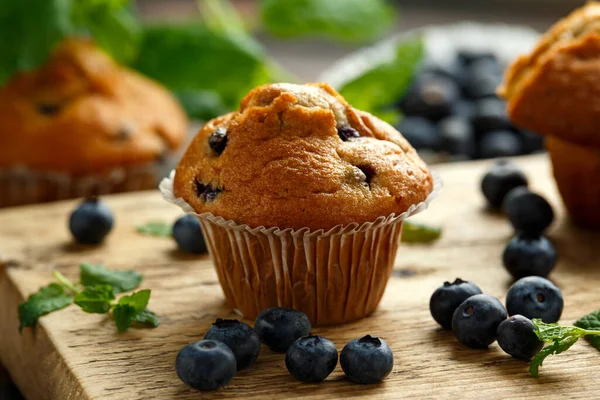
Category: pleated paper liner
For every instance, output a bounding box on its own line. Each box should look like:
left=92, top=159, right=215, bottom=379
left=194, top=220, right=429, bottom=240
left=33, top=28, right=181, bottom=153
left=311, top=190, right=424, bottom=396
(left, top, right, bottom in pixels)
left=0, top=164, right=158, bottom=208
left=161, top=171, right=441, bottom=326
left=547, top=137, right=600, bottom=228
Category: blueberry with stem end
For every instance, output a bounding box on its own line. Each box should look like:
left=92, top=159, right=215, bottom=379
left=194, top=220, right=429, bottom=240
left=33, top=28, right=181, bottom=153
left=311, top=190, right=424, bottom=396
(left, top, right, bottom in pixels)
left=285, top=335, right=338, bottom=383
left=430, top=278, right=483, bottom=330
left=340, top=335, right=394, bottom=384
left=175, top=340, right=236, bottom=391
left=204, top=318, right=261, bottom=370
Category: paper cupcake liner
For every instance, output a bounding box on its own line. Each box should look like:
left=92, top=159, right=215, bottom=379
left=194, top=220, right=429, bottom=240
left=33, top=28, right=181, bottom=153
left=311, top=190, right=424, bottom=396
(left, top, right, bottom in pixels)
left=160, top=171, right=441, bottom=325
left=0, top=164, right=159, bottom=208
left=547, top=137, right=600, bottom=228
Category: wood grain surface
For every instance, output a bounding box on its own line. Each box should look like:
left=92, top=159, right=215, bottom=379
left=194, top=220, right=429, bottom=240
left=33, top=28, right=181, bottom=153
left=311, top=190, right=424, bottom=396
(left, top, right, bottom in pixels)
left=2, top=154, right=600, bottom=400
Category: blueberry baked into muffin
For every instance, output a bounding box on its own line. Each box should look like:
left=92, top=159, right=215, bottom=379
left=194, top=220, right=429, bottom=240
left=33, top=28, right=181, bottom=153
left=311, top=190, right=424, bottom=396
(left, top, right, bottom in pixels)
left=165, top=82, right=436, bottom=325
left=499, top=2, right=600, bottom=227
left=0, top=39, right=187, bottom=207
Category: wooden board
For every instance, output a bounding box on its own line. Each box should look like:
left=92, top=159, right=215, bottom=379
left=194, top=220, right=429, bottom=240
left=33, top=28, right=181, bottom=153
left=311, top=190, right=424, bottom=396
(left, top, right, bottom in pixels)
left=2, top=154, right=600, bottom=400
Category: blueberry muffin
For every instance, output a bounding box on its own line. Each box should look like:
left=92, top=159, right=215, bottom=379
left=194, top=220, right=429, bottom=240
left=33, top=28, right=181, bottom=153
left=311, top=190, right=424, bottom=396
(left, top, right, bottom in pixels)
left=165, top=82, right=436, bottom=325
left=0, top=38, right=188, bottom=207
left=499, top=3, right=600, bottom=227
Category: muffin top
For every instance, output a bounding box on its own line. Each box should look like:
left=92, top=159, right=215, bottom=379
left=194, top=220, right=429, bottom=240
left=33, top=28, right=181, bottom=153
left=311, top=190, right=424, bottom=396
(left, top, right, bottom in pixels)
left=174, top=82, right=433, bottom=231
left=0, top=39, right=188, bottom=174
left=498, top=2, right=600, bottom=147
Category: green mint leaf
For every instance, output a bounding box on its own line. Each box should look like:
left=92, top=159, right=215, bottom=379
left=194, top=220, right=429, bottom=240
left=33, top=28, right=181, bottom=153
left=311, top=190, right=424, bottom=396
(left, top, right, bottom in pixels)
left=401, top=221, right=442, bottom=243
left=131, top=308, right=160, bottom=328
left=112, top=304, right=136, bottom=332
left=18, top=283, right=74, bottom=331
left=174, top=90, right=229, bottom=121
left=532, top=319, right=588, bottom=343
left=260, top=0, right=396, bottom=43
left=574, top=310, right=600, bottom=351
left=80, top=263, right=142, bottom=294
left=529, top=335, right=581, bottom=378
left=339, top=37, right=424, bottom=123
left=135, top=221, right=173, bottom=238
left=117, top=289, right=151, bottom=312
left=73, top=284, right=115, bottom=314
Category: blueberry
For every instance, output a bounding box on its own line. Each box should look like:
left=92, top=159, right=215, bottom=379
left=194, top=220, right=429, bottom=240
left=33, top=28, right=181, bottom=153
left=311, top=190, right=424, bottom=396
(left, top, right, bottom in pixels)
left=421, top=60, right=464, bottom=84
left=204, top=318, right=261, bottom=370
left=520, top=130, right=545, bottom=154
left=438, top=116, right=476, bottom=157
left=481, top=160, right=528, bottom=208
left=506, top=277, right=563, bottom=323
left=471, top=98, right=511, bottom=134
left=497, top=315, right=544, bottom=360
left=400, top=75, right=460, bottom=122
left=451, top=100, right=475, bottom=120
left=452, top=294, right=507, bottom=349
left=503, top=234, right=557, bottom=279
left=208, top=128, right=228, bottom=155
left=466, top=58, right=503, bottom=78
left=254, top=308, right=311, bottom=352
left=193, top=178, right=222, bottom=202
left=457, top=49, right=497, bottom=67
left=395, top=117, right=440, bottom=150
left=463, top=72, right=503, bottom=99
left=68, top=198, right=114, bottom=244
left=285, top=335, right=338, bottom=383
left=503, top=188, right=554, bottom=235
left=175, top=340, right=236, bottom=391
left=340, top=335, right=393, bottom=384
left=173, top=215, right=207, bottom=254
left=430, top=278, right=483, bottom=329
left=478, top=130, right=524, bottom=159
left=337, top=126, right=360, bottom=141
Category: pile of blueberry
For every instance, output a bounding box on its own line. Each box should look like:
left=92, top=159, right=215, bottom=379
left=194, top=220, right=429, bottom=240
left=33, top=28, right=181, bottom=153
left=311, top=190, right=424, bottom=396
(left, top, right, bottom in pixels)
left=175, top=307, right=394, bottom=391
left=396, top=50, right=544, bottom=161
left=481, top=160, right=557, bottom=279
left=430, top=276, right=563, bottom=358
left=68, top=198, right=208, bottom=254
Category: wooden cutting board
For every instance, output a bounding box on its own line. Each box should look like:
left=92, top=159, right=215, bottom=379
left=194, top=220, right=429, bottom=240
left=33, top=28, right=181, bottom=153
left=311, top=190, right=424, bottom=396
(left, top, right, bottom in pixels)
left=2, top=154, right=600, bottom=400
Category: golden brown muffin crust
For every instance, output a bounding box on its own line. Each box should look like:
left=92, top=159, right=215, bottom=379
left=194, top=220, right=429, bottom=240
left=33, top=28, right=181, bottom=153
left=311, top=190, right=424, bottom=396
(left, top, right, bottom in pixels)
left=174, top=83, right=433, bottom=231
left=0, top=39, right=188, bottom=174
left=499, top=2, right=600, bottom=148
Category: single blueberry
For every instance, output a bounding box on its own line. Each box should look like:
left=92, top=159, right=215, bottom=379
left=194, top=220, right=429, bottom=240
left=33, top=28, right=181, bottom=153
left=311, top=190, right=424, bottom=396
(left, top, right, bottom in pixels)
left=175, top=340, right=236, bottom=391
left=503, top=188, right=554, bottom=235
left=452, top=294, right=507, bottom=349
left=463, top=72, right=503, bottom=99
left=506, top=276, right=564, bottom=323
left=395, top=116, right=440, bottom=150
left=340, top=335, right=394, bottom=384
left=478, top=130, right=524, bottom=159
left=254, top=308, right=311, bottom=352
left=457, top=49, right=498, bottom=67
left=497, top=315, right=544, bottom=360
left=520, top=130, right=545, bottom=154
left=438, top=116, right=476, bottom=157
left=471, top=98, right=512, bottom=134
left=204, top=318, right=261, bottom=370
left=421, top=60, right=464, bottom=85
left=173, top=215, right=207, bottom=254
left=451, top=100, right=475, bottom=120
left=503, top=234, right=557, bottom=279
left=193, top=178, right=222, bottom=202
left=208, top=127, right=228, bottom=155
left=285, top=335, right=338, bottom=383
left=337, top=126, right=360, bottom=141
left=430, top=278, right=483, bottom=330
left=68, top=198, right=114, bottom=245
left=400, top=75, right=460, bottom=122
left=481, top=160, right=528, bottom=209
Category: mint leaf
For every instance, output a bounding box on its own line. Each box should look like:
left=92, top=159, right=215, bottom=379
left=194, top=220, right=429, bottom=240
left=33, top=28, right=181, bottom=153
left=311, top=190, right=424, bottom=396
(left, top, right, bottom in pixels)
left=135, top=221, right=172, bottom=238
left=18, top=283, right=74, bottom=331
left=575, top=310, right=600, bottom=351
left=529, top=319, right=600, bottom=377
left=401, top=221, right=442, bottom=243
left=73, top=284, right=115, bottom=314
left=339, top=37, right=424, bottom=124
left=132, top=308, right=160, bottom=328
left=260, top=0, right=396, bottom=43
left=112, top=290, right=152, bottom=332
left=175, top=90, right=229, bottom=121
left=80, top=263, right=142, bottom=294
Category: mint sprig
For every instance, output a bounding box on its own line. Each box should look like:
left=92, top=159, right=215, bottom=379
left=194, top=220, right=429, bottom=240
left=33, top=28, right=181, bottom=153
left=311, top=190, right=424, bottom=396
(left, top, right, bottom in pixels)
left=135, top=222, right=173, bottom=238
left=530, top=318, right=600, bottom=377
left=18, top=264, right=158, bottom=333
left=575, top=310, right=600, bottom=351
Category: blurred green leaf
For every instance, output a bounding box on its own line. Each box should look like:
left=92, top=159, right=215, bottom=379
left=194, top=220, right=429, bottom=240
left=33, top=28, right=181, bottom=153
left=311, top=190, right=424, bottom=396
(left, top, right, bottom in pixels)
left=175, top=90, right=229, bottom=121
left=260, top=0, right=396, bottom=43
left=135, top=221, right=173, bottom=238
left=339, top=37, right=424, bottom=123
left=200, top=0, right=248, bottom=37
left=401, top=221, right=442, bottom=244
left=133, top=23, right=276, bottom=111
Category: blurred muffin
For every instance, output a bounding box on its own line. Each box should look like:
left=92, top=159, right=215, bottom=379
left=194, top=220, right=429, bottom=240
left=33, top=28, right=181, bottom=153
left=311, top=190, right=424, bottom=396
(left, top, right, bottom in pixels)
left=0, top=38, right=188, bottom=207
left=499, top=2, right=600, bottom=227
left=164, top=82, right=436, bottom=325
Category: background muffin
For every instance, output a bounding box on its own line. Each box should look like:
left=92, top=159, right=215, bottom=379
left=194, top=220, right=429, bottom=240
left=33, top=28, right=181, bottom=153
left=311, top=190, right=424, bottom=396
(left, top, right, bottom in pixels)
left=0, top=39, right=188, bottom=207
left=164, top=82, right=437, bottom=325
